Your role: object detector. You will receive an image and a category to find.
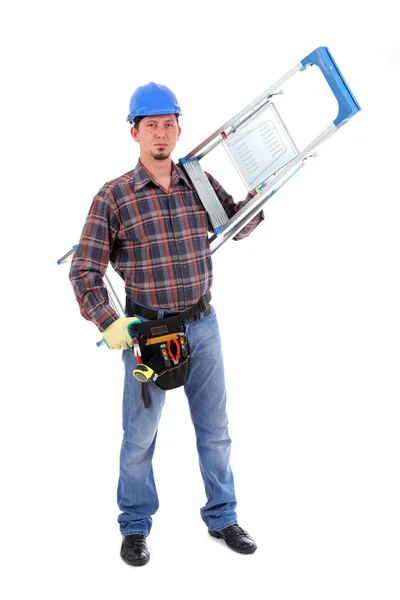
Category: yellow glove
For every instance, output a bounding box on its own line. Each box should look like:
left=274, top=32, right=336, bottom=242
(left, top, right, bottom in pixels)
left=102, top=317, right=141, bottom=350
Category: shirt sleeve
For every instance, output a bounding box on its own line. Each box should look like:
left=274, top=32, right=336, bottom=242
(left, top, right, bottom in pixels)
left=205, top=172, right=264, bottom=240
left=69, top=186, right=121, bottom=332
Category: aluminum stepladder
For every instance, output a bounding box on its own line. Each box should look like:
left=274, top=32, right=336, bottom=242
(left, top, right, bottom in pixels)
left=179, top=46, right=360, bottom=252
left=58, top=46, right=361, bottom=346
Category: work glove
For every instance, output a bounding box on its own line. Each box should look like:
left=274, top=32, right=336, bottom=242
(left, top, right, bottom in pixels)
left=102, top=317, right=141, bottom=350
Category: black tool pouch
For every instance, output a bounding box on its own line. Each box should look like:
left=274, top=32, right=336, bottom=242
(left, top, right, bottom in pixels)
left=128, top=316, right=191, bottom=392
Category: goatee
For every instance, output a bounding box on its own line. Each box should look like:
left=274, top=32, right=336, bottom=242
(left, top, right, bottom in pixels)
left=151, top=149, right=170, bottom=161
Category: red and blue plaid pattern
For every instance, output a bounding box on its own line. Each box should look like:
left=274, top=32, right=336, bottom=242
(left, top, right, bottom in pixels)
left=70, top=160, right=264, bottom=331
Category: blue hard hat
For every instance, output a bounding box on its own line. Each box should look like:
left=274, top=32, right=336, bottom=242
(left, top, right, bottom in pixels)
left=126, top=82, right=182, bottom=123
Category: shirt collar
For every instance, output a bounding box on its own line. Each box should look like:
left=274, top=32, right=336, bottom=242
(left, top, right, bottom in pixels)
left=132, top=160, right=193, bottom=191
left=172, top=162, right=193, bottom=190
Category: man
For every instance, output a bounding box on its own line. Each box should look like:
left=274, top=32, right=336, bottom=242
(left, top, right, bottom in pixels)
left=70, top=82, right=264, bottom=566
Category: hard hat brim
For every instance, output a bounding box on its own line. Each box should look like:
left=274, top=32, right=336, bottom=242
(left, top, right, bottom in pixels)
left=127, top=107, right=182, bottom=124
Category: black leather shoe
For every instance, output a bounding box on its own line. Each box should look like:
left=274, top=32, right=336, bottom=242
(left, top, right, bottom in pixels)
left=208, top=524, right=257, bottom=554
left=120, top=534, right=150, bottom=566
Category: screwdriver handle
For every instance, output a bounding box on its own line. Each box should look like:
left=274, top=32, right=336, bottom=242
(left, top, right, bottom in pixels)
left=179, top=333, right=188, bottom=358
left=160, top=343, right=171, bottom=368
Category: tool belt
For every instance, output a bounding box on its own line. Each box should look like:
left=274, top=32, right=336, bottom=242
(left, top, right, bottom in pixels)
left=126, top=292, right=211, bottom=408
left=125, top=290, right=212, bottom=323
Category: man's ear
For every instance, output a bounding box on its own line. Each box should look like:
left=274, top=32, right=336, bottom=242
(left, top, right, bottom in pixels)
left=131, top=126, right=139, bottom=142
left=177, top=125, right=182, bottom=141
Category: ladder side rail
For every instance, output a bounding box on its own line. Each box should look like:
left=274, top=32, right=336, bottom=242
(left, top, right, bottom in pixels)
left=209, top=124, right=337, bottom=245
left=95, top=276, right=125, bottom=347
left=58, top=249, right=125, bottom=316
left=186, top=63, right=304, bottom=160
left=58, top=249, right=125, bottom=345
left=104, top=273, right=125, bottom=316
left=57, top=245, right=78, bottom=265
left=209, top=162, right=306, bottom=254
left=195, top=94, right=277, bottom=161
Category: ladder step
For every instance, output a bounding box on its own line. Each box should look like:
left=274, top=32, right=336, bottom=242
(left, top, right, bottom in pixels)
left=223, top=102, right=299, bottom=191
left=180, top=159, right=229, bottom=232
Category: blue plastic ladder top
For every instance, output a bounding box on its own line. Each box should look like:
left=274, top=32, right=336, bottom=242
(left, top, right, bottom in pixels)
left=300, top=46, right=361, bottom=127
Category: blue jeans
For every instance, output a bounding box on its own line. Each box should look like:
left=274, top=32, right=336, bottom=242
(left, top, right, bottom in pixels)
left=117, top=304, right=238, bottom=536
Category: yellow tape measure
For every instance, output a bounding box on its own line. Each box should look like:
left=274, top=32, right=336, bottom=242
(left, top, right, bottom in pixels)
left=133, top=364, right=158, bottom=383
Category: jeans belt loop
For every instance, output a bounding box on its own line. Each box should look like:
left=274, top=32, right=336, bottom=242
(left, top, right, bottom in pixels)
left=199, top=296, right=207, bottom=313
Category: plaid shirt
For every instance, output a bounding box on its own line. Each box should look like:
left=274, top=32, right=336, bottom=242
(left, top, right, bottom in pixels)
left=70, top=160, right=264, bottom=332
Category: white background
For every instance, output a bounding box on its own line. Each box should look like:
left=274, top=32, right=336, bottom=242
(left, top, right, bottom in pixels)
left=1, top=1, right=399, bottom=598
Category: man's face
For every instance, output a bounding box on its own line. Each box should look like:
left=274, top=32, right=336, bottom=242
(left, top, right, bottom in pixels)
left=131, top=114, right=181, bottom=161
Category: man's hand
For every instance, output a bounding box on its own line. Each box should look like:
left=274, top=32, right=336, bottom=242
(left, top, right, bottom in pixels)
left=102, top=317, right=141, bottom=349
